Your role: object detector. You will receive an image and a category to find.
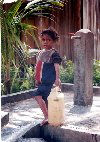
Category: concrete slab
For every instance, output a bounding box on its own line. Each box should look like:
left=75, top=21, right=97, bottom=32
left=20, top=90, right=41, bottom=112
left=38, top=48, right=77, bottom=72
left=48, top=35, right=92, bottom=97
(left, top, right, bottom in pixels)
left=1, top=92, right=100, bottom=142
left=16, top=138, right=46, bottom=142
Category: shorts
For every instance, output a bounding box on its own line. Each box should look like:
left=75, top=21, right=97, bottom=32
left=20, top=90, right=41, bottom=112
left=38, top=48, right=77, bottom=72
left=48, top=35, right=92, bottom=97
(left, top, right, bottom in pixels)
left=33, top=83, right=53, bottom=100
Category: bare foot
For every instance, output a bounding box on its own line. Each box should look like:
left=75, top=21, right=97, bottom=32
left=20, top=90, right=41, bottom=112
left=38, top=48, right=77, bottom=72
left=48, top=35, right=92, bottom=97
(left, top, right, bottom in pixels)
left=40, top=118, right=48, bottom=126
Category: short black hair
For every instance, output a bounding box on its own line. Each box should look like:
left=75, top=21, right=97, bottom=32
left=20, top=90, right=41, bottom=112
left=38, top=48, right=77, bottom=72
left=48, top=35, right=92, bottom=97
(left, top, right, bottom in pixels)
left=41, top=27, right=59, bottom=41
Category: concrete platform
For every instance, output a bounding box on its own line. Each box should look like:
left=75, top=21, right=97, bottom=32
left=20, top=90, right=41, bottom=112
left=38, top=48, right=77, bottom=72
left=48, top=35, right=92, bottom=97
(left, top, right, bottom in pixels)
left=16, top=138, right=46, bottom=142
left=1, top=91, right=100, bottom=142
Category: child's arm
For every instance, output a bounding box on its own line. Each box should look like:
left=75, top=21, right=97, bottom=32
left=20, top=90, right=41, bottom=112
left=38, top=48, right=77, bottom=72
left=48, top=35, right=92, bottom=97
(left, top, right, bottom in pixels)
left=54, top=63, right=61, bottom=87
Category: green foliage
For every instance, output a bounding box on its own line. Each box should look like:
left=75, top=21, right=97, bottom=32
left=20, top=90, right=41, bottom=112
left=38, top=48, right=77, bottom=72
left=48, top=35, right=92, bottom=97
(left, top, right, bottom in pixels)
left=11, top=78, right=22, bottom=93
left=1, top=59, right=100, bottom=95
left=1, top=65, right=35, bottom=95
left=60, top=60, right=74, bottom=83
left=93, top=60, right=100, bottom=86
left=11, top=78, right=33, bottom=93
left=1, top=83, right=5, bottom=96
left=60, top=60, right=100, bottom=86
left=11, top=66, right=35, bottom=93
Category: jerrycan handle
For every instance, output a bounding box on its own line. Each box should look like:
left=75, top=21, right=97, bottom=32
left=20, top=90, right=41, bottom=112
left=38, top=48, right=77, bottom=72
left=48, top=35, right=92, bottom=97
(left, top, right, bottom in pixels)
left=53, top=86, right=61, bottom=96
left=53, top=86, right=61, bottom=101
left=53, top=86, right=59, bottom=92
left=48, top=86, right=61, bottom=100
left=55, top=86, right=61, bottom=92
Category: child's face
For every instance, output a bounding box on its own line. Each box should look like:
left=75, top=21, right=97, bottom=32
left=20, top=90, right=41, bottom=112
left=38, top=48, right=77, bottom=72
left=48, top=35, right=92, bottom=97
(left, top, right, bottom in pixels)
left=41, top=34, right=54, bottom=50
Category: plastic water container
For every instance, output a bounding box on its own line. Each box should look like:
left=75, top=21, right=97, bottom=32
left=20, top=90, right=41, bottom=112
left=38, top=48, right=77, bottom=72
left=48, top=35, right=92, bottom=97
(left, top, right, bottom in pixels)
left=48, top=87, right=64, bottom=126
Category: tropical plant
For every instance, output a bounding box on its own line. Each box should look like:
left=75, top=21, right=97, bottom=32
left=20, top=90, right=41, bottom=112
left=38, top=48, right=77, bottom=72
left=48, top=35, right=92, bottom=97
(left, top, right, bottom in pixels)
left=60, top=60, right=74, bottom=83
left=93, top=60, right=100, bottom=86
left=60, top=59, right=100, bottom=86
left=1, top=0, right=64, bottom=94
left=10, top=65, right=35, bottom=93
left=1, top=0, right=35, bottom=94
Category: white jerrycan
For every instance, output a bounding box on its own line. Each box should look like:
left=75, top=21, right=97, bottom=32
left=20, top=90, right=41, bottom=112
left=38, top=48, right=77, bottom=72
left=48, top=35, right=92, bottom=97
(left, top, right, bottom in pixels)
left=48, top=87, right=64, bottom=126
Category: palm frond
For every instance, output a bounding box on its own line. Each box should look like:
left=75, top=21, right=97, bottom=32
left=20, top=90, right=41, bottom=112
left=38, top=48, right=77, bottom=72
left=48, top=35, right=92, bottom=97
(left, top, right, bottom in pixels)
left=21, top=23, right=37, bottom=31
left=25, top=0, right=63, bottom=10
left=25, top=0, right=64, bottom=16
left=7, top=0, right=22, bottom=22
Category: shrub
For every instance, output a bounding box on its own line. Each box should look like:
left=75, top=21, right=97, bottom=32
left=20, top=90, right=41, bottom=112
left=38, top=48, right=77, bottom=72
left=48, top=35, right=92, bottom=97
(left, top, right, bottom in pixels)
left=60, top=60, right=100, bottom=86
left=1, top=60, right=100, bottom=95
left=60, top=60, right=74, bottom=83
left=1, top=65, right=35, bottom=95
left=11, top=66, right=35, bottom=93
left=93, top=60, right=100, bottom=86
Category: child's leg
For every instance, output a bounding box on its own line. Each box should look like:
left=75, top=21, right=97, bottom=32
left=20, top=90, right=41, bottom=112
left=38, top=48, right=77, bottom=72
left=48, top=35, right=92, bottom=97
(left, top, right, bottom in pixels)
left=35, top=96, right=48, bottom=125
left=42, top=96, right=48, bottom=109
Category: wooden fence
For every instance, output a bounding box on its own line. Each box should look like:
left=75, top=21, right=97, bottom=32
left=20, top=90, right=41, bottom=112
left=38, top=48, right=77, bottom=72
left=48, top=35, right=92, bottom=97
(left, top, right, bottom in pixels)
left=19, top=0, right=100, bottom=60
left=83, top=0, right=100, bottom=60
left=21, top=0, right=81, bottom=60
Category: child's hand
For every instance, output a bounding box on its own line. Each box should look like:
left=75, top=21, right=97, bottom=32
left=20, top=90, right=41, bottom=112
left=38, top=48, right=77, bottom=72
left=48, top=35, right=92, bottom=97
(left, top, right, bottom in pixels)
left=54, top=78, right=61, bottom=87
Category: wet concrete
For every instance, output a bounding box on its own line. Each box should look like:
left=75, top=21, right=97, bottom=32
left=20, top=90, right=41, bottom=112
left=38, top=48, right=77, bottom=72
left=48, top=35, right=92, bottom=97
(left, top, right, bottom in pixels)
left=1, top=91, right=100, bottom=142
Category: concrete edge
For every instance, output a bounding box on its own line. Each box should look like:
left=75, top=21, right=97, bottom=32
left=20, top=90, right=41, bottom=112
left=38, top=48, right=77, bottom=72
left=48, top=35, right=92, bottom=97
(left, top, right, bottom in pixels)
left=21, top=124, right=100, bottom=142
left=61, top=83, right=100, bottom=95
left=22, top=124, right=41, bottom=139
left=1, top=83, right=100, bottom=106
left=1, top=111, right=9, bottom=128
left=1, top=89, right=37, bottom=105
left=40, top=125, right=100, bottom=142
